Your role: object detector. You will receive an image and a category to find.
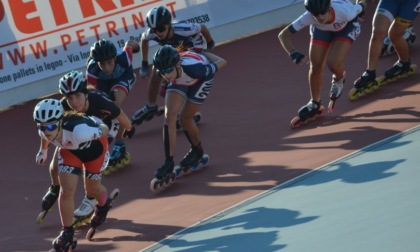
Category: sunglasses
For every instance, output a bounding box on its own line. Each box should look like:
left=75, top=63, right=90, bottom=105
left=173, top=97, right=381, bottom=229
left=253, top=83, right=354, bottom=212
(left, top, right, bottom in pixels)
left=38, top=121, right=59, bottom=132
left=158, top=66, right=175, bottom=75
left=151, top=25, right=166, bottom=33
left=312, top=8, right=328, bottom=17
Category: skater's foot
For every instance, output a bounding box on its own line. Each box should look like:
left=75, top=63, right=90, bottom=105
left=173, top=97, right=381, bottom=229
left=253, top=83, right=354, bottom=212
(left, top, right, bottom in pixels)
left=180, top=144, right=204, bottom=167
left=155, top=157, right=175, bottom=180
left=384, top=60, right=411, bottom=79
left=42, top=184, right=60, bottom=211
left=90, top=199, right=112, bottom=228
left=52, top=226, right=74, bottom=251
left=74, top=197, right=96, bottom=218
left=354, top=69, right=376, bottom=89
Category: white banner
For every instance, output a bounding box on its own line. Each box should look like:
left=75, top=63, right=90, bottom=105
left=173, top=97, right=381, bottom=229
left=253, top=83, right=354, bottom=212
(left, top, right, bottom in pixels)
left=0, top=0, right=302, bottom=92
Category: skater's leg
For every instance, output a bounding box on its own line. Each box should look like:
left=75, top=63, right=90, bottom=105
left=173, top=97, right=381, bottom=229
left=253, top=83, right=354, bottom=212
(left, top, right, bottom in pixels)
left=148, top=67, right=163, bottom=105
left=179, top=102, right=201, bottom=147
left=388, top=19, right=413, bottom=63
left=57, top=172, right=79, bottom=227
left=327, top=40, right=351, bottom=82
left=164, top=91, right=185, bottom=157
left=367, top=13, right=391, bottom=71
left=85, top=178, right=108, bottom=207
left=308, top=42, right=328, bottom=102
left=49, top=147, right=60, bottom=186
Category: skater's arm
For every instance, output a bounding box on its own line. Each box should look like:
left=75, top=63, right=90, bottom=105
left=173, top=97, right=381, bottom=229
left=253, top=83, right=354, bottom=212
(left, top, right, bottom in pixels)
left=140, top=33, right=150, bottom=78
left=200, top=24, right=215, bottom=49
left=36, top=138, right=50, bottom=165
left=278, top=26, right=308, bottom=65
left=202, top=51, right=227, bottom=71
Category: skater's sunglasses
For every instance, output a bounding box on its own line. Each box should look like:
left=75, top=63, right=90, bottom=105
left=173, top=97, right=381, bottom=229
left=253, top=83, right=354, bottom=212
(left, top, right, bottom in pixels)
left=311, top=8, right=328, bottom=16
left=151, top=25, right=167, bottom=33
left=158, top=66, right=175, bottom=75
left=38, top=121, right=60, bottom=132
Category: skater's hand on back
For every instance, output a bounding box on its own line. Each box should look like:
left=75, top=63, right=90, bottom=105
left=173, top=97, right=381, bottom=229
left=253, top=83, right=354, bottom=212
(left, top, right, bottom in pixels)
left=123, top=126, right=136, bottom=139
left=36, top=148, right=48, bottom=165
left=289, top=50, right=308, bottom=65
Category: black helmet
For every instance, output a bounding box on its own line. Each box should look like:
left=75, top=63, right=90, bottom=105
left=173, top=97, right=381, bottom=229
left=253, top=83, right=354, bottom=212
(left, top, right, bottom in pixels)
left=304, top=0, right=330, bottom=16
left=90, top=39, right=117, bottom=62
left=59, top=70, right=88, bottom=95
left=153, top=45, right=180, bottom=72
left=146, top=6, right=171, bottom=28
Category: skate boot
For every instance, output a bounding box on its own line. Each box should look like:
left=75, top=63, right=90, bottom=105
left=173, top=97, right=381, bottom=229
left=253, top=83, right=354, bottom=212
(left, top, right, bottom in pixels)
left=85, top=189, right=119, bottom=241
left=131, top=104, right=158, bottom=125
left=51, top=226, right=77, bottom=252
left=150, top=158, right=176, bottom=192
left=328, top=73, right=345, bottom=113
left=290, top=100, right=324, bottom=128
left=348, top=70, right=377, bottom=100
left=37, top=184, right=60, bottom=224
left=105, top=142, right=130, bottom=175
left=376, top=60, right=417, bottom=86
left=73, top=197, right=96, bottom=227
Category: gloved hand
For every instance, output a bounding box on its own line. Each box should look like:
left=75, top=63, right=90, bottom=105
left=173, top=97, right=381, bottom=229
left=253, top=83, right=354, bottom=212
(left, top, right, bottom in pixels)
left=140, top=61, right=149, bottom=78
left=36, top=149, right=48, bottom=165
left=289, top=50, right=305, bottom=64
left=207, top=40, right=215, bottom=50
left=89, top=115, right=103, bottom=125
left=123, top=126, right=136, bottom=139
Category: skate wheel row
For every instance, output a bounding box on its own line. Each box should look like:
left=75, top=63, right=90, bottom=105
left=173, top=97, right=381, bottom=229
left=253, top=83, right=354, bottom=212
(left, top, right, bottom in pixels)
left=290, top=106, right=324, bottom=129
left=36, top=209, right=50, bottom=224
left=104, top=153, right=131, bottom=175
left=175, top=154, right=210, bottom=178
left=150, top=173, right=177, bottom=193
left=49, top=240, right=77, bottom=252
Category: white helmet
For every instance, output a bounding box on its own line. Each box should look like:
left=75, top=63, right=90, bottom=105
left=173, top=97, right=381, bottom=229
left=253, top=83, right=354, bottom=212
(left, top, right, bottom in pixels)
left=33, top=99, right=64, bottom=123
left=59, top=70, right=88, bottom=95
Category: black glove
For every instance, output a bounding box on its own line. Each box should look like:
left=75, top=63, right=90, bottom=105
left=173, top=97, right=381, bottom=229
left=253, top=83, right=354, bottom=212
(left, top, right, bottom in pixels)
left=207, top=40, right=215, bottom=50
left=289, top=50, right=305, bottom=64
left=123, top=126, right=136, bottom=139
left=140, top=61, right=149, bottom=77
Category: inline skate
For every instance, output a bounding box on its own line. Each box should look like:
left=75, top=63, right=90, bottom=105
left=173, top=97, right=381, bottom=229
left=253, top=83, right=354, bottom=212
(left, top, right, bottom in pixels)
left=328, top=73, right=345, bottom=113
left=37, top=184, right=60, bottom=224
left=174, top=146, right=209, bottom=177
left=72, top=197, right=96, bottom=228
left=349, top=62, right=417, bottom=100
left=381, top=25, right=416, bottom=56
left=290, top=100, right=324, bottom=129
left=49, top=227, right=77, bottom=252
left=150, top=158, right=177, bottom=193
left=131, top=104, right=164, bottom=126
left=105, top=142, right=130, bottom=175
left=86, top=188, right=119, bottom=241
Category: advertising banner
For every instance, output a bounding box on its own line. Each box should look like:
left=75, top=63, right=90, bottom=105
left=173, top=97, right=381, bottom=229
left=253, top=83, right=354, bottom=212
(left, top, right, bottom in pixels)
left=0, top=0, right=302, bottom=93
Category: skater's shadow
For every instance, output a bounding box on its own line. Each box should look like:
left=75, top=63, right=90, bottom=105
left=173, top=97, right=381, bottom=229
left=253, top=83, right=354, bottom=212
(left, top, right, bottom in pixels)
left=153, top=207, right=317, bottom=251
left=323, top=107, right=420, bottom=126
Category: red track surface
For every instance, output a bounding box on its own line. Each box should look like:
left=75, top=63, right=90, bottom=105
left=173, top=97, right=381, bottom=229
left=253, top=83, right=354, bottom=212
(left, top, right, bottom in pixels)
left=1, top=8, right=419, bottom=252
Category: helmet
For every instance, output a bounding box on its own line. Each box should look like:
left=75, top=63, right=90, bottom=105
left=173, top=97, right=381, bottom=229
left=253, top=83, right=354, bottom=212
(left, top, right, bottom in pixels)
left=146, top=6, right=171, bottom=28
left=33, top=99, right=64, bottom=123
left=90, top=39, right=117, bottom=62
left=153, top=45, right=180, bottom=72
left=59, top=70, right=88, bottom=95
left=304, top=0, right=330, bottom=16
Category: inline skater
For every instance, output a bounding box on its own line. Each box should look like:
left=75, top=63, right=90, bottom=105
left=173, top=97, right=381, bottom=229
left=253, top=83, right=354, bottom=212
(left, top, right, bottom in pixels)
left=33, top=99, right=113, bottom=251
left=87, top=39, right=139, bottom=171
left=150, top=45, right=226, bottom=192
left=352, top=0, right=419, bottom=99
left=278, top=0, right=367, bottom=126
left=131, top=5, right=215, bottom=126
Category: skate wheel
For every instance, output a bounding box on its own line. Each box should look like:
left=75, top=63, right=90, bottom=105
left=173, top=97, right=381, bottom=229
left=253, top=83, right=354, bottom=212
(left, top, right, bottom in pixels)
left=348, top=87, right=363, bottom=101
left=169, top=172, right=177, bottom=183
left=174, top=166, right=182, bottom=177
left=36, top=209, right=48, bottom=224
left=194, top=112, right=202, bottom=124
left=86, top=227, right=96, bottom=241
left=150, top=178, right=162, bottom=192
left=328, top=100, right=335, bottom=114
left=290, top=116, right=301, bottom=129
left=110, top=188, right=119, bottom=201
